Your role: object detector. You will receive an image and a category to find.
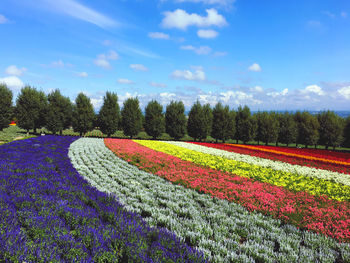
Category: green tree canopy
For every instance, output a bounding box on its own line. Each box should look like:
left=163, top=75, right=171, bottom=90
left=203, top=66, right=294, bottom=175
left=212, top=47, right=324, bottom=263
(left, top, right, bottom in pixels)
left=211, top=102, right=231, bottom=143
left=15, top=86, right=47, bottom=133
left=0, top=84, right=13, bottom=131
left=98, top=92, right=120, bottom=137
left=236, top=105, right=256, bottom=144
left=46, top=89, right=73, bottom=135
left=343, top=116, right=350, bottom=148
left=255, top=111, right=279, bottom=145
left=277, top=112, right=297, bottom=146
left=72, top=93, right=95, bottom=136
left=165, top=101, right=187, bottom=140
left=144, top=100, right=165, bottom=139
left=295, top=111, right=320, bottom=148
left=121, top=97, right=143, bottom=139
left=187, top=101, right=212, bottom=141
left=317, top=110, right=343, bottom=149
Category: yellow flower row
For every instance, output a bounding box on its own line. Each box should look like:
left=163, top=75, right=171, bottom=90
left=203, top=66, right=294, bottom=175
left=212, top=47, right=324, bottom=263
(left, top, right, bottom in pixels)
left=227, top=144, right=350, bottom=166
left=134, top=140, right=350, bottom=202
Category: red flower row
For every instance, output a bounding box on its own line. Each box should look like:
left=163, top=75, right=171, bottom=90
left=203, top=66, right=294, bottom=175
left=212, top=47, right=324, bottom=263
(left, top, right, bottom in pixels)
left=243, top=144, right=350, bottom=162
left=105, top=138, right=350, bottom=242
left=191, top=142, right=350, bottom=174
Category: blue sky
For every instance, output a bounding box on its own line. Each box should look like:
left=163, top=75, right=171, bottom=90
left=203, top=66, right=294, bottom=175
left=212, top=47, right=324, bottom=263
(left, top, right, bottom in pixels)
left=1, top=0, right=349, bottom=111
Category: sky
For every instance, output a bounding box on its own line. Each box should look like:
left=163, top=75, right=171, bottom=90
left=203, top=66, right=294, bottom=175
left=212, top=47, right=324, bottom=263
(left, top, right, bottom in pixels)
left=0, top=0, right=350, bottom=111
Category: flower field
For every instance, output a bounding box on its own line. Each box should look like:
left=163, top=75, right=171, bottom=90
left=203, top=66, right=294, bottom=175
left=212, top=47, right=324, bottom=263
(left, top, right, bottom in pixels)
left=0, top=136, right=205, bottom=262
left=2, top=136, right=350, bottom=262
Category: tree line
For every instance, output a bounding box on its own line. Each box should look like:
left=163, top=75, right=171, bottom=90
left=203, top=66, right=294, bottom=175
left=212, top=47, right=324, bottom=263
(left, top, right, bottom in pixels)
left=1, top=84, right=350, bottom=149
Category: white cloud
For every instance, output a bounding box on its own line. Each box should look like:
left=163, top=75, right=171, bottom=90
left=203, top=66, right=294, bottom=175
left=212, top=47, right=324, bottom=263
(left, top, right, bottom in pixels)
left=94, top=50, right=119, bottom=69
left=341, top=12, right=347, bottom=18
left=148, top=32, right=170, bottom=40
left=90, top=97, right=103, bottom=109
left=173, top=0, right=235, bottom=8
left=212, top=51, right=227, bottom=57
left=197, top=29, right=219, bottom=38
left=180, top=45, right=212, bottom=55
left=322, top=11, right=336, bottom=19
left=338, top=86, right=350, bottom=99
left=248, top=63, right=261, bottom=72
left=5, top=65, right=27, bottom=76
left=161, top=8, right=227, bottom=30
left=40, top=0, right=119, bottom=28
left=307, top=20, right=322, bottom=28
left=118, top=78, right=134, bottom=84
left=0, top=14, right=8, bottom=24
left=94, top=55, right=110, bottom=69
left=267, top=88, right=288, bottom=98
left=107, top=50, right=119, bottom=60
left=130, top=64, right=148, bottom=72
left=77, top=72, right=88, bottom=77
left=0, top=76, right=24, bottom=90
left=171, top=68, right=206, bottom=81
left=302, top=85, right=325, bottom=96
left=149, top=82, right=167, bottom=88
left=250, top=86, right=263, bottom=93
left=51, top=60, right=65, bottom=68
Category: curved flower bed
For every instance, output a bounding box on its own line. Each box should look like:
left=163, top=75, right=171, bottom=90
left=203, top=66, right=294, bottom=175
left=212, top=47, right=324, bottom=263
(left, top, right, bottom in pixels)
left=105, top=138, right=350, bottom=242
left=192, top=142, right=350, bottom=174
left=71, top=138, right=350, bottom=262
left=136, top=140, right=350, bottom=202
left=227, top=144, right=350, bottom=165
left=0, top=136, right=205, bottom=262
left=173, top=141, right=350, bottom=186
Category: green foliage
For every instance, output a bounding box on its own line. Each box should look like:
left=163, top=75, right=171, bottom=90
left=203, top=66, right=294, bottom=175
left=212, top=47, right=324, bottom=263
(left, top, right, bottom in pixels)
left=46, top=89, right=73, bottom=135
left=235, top=105, right=256, bottom=144
left=144, top=100, right=165, bottom=139
left=165, top=101, right=187, bottom=140
left=317, top=110, right=343, bottom=149
left=72, top=93, right=95, bottom=136
left=187, top=101, right=212, bottom=141
left=121, top=97, right=143, bottom=139
left=295, top=111, right=320, bottom=147
left=255, top=111, right=278, bottom=145
left=343, top=116, right=350, bottom=148
left=0, top=84, right=13, bottom=131
left=277, top=112, right=297, bottom=146
left=15, top=86, right=48, bottom=133
left=98, top=92, right=120, bottom=137
left=211, top=102, right=231, bottom=143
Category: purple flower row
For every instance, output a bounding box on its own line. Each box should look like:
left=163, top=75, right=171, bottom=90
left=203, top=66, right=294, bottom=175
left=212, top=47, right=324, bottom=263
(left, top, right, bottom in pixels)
left=0, top=136, right=207, bottom=262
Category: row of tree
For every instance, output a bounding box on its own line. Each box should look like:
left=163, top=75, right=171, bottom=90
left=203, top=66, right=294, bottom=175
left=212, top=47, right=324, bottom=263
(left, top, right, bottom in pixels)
left=1, top=84, right=350, bottom=149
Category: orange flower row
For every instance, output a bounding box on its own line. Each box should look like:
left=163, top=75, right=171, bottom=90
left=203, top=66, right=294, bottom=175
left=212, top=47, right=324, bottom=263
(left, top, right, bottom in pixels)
left=226, top=144, right=350, bottom=166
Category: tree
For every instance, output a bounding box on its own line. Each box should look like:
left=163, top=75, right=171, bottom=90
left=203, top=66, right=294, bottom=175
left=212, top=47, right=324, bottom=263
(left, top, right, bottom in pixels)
left=0, top=84, right=13, bottom=131
left=187, top=100, right=208, bottom=141
left=343, top=116, right=350, bottom=148
left=202, top=103, right=213, bottom=141
left=295, top=111, right=319, bottom=148
left=254, top=111, right=264, bottom=145
left=257, top=111, right=278, bottom=145
left=72, top=93, right=95, bottom=136
left=277, top=112, right=297, bottom=147
left=165, top=101, right=186, bottom=140
left=121, top=97, right=143, bottom=139
left=46, top=89, right=73, bottom=135
left=144, top=100, right=165, bottom=139
left=227, top=109, right=236, bottom=140
left=317, top=111, right=343, bottom=150
left=236, top=105, right=256, bottom=144
left=211, top=102, right=231, bottom=143
left=98, top=92, right=120, bottom=137
left=16, top=86, right=47, bottom=134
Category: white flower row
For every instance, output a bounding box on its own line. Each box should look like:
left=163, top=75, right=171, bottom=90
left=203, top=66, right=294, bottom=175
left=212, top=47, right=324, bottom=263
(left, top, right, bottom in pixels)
left=68, top=138, right=350, bottom=263
left=164, top=141, right=350, bottom=187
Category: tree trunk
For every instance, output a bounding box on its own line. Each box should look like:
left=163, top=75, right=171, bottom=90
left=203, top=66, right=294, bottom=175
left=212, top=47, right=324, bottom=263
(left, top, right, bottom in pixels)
left=305, top=144, right=308, bottom=148
left=59, top=130, right=63, bottom=136
left=216, top=138, right=218, bottom=143
left=286, top=143, right=289, bottom=147
left=80, top=132, right=82, bottom=136
left=276, top=142, right=278, bottom=146
left=265, top=141, right=268, bottom=146
left=223, top=139, right=225, bottom=143
left=333, top=146, right=336, bottom=151
left=257, top=140, right=259, bottom=145
left=236, top=139, right=238, bottom=144
left=314, top=144, right=317, bottom=149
